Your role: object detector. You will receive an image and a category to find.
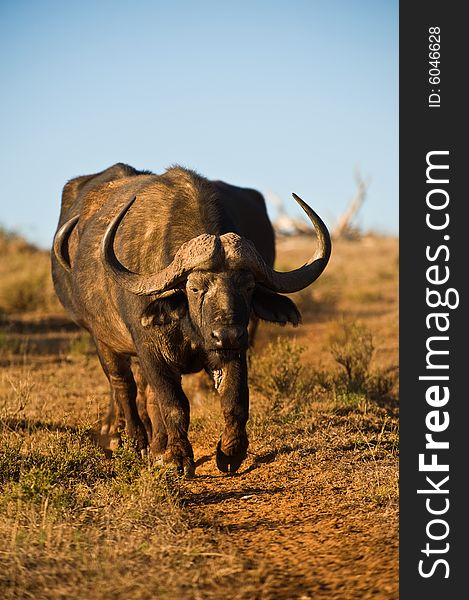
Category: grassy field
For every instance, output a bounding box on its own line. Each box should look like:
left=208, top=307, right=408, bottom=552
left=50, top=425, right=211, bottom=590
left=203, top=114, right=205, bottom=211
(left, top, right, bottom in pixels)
left=0, top=229, right=399, bottom=599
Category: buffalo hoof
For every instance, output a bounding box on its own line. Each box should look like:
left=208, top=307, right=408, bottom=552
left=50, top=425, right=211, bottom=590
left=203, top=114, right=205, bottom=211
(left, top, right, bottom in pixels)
left=152, top=452, right=194, bottom=476
left=132, top=425, right=149, bottom=453
left=164, top=444, right=195, bottom=478
left=109, top=435, right=121, bottom=452
left=183, top=461, right=196, bottom=478
left=216, top=438, right=248, bottom=474
left=167, top=458, right=195, bottom=479
left=100, top=418, right=125, bottom=437
left=100, top=410, right=125, bottom=436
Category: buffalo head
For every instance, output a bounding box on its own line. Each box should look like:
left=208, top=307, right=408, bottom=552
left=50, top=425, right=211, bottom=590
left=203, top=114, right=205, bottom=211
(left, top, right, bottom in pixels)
left=94, top=195, right=331, bottom=351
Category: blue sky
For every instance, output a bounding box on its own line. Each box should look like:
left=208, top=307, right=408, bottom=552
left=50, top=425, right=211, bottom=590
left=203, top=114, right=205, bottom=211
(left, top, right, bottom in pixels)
left=0, top=0, right=397, bottom=248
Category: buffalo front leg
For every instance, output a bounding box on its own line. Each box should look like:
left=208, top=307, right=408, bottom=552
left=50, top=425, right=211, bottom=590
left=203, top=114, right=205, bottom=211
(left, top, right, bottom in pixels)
left=215, top=355, right=249, bottom=474
left=131, top=359, right=153, bottom=442
left=100, top=392, right=124, bottom=437
left=145, top=386, right=169, bottom=457
left=95, top=340, right=148, bottom=451
left=140, top=362, right=194, bottom=476
left=130, top=360, right=168, bottom=456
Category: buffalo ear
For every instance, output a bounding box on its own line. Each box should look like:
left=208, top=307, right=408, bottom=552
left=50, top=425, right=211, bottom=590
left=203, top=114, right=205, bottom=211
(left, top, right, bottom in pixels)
left=252, top=288, right=301, bottom=326
left=140, top=292, right=188, bottom=327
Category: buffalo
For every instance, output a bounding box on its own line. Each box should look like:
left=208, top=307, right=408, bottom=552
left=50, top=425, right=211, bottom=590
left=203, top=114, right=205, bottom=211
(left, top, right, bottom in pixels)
left=51, top=163, right=331, bottom=475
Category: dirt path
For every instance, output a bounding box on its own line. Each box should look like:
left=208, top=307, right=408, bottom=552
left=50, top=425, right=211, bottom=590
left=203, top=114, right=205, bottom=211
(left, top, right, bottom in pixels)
left=181, top=431, right=398, bottom=600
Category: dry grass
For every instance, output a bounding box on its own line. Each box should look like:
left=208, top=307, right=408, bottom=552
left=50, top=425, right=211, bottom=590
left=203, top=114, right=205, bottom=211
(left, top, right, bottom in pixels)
left=0, top=228, right=63, bottom=315
left=0, top=428, right=240, bottom=599
left=0, top=229, right=399, bottom=599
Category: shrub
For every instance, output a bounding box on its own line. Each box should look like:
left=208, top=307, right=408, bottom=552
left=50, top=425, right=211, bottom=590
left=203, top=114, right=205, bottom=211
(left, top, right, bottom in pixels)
left=0, top=260, right=61, bottom=314
left=0, top=438, right=23, bottom=485
left=315, top=319, right=398, bottom=408
left=0, top=427, right=179, bottom=518
left=112, top=433, right=145, bottom=485
left=3, top=272, right=48, bottom=312
left=249, top=337, right=314, bottom=416
left=329, top=318, right=374, bottom=393
left=0, top=226, right=62, bottom=314
left=0, top=429, right=111, bottom=509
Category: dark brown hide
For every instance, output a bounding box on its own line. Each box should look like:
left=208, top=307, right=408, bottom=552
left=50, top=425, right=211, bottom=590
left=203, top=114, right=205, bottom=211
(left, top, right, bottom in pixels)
left=51, top=163, right=330, bottom=475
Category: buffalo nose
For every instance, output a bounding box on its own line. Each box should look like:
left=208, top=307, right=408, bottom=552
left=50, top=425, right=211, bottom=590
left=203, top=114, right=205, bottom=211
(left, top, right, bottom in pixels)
left=211, top=326, right=246, bottom=349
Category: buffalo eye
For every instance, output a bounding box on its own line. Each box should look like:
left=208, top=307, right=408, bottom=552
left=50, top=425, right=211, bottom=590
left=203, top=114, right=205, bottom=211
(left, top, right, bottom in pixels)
left=189, top=286, right=208, bottom=299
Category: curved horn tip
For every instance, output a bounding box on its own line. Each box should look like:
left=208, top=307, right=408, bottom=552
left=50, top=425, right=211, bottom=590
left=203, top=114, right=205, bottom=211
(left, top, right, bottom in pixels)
left=251, top=190, right=331, bottom=293
left=53, top=214, right=79, bottom=272
left=119, top=195, right=138, bottom=217
left=291, top=192, right=308, bottom=209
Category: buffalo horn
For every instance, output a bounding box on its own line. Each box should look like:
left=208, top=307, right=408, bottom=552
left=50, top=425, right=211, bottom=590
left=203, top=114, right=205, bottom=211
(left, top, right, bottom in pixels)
left=101, top=193, right=330, bottom=296
left=101, top=196, right=223, bottom=296
left=53, top=214, right=79, bottom=272
left=222, top=193, right=331, bottom=293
